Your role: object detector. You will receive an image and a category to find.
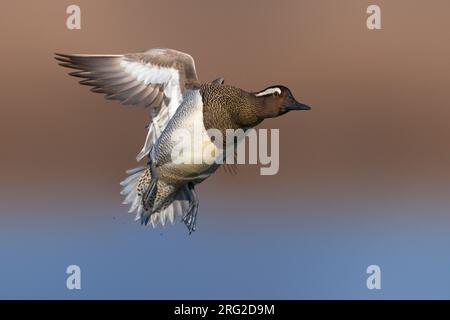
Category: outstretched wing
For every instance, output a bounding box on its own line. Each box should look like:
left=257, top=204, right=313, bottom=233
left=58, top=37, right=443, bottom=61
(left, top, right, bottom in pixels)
left=55, top=48, right=199, bottom=161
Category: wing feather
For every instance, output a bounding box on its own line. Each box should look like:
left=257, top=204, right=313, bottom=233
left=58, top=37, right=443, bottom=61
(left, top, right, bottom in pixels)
left=56, top=48, right=200, bottom=161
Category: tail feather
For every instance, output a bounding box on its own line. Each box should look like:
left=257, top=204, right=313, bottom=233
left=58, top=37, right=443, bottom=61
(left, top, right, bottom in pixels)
left=120, top=166, right=190, bottom=228
left=120, top=166, right=147, bottom=209
left=128, top=195, right=140, bottom=213
left=120, top=167, right=145, bottom=187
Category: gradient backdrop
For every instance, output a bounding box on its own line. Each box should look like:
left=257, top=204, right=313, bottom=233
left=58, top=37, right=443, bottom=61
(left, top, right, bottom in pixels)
left=1, top=0, right=450, bottom=299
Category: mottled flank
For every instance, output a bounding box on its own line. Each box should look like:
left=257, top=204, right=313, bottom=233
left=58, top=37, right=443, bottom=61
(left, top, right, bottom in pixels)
left=137, top=168, right=151, bottom=197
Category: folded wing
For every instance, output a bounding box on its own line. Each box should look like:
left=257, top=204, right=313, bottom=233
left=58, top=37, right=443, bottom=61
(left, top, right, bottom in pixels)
left=55, top=48, right=199, bottom=161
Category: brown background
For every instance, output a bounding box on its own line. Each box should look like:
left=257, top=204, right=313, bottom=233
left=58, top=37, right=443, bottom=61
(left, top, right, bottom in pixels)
left=1, top=0, right=449, bottom=221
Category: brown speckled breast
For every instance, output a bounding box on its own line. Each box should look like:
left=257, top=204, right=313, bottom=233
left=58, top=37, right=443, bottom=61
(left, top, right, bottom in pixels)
left=200, top=84, right=262, bottom=136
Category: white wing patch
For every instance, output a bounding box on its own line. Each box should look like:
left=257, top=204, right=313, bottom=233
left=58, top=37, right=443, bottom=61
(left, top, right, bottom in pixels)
left=255, top=87, right=281, bottom=97
left=119, top=59, right=184, bottom=161
left=120, top=59, right=177, bottom=86
left=120, top=59, right=182, bottom=118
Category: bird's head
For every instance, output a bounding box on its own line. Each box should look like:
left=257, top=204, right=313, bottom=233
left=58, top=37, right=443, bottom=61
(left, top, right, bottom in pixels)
left=253, top=86, right=311, bottom=119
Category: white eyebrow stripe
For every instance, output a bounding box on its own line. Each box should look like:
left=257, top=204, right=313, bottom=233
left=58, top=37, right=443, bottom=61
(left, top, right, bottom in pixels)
left=255, top=87, right=281, bottom=97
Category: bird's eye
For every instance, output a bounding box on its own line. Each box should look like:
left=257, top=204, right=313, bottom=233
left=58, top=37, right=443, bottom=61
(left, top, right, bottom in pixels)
left=273, top=91, right=280, bottom=97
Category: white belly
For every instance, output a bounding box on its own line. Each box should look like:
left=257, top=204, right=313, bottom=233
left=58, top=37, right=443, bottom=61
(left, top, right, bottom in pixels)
left=165, top=90, right=223, bottom=166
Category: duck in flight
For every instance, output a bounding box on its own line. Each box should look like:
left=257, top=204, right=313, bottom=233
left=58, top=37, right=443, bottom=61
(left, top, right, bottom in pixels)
left=55, top=48, right=311, bottom=234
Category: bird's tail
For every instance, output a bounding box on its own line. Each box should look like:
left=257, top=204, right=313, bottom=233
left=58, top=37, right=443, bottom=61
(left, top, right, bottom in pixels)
left=120, top=167, right=190, bottom=228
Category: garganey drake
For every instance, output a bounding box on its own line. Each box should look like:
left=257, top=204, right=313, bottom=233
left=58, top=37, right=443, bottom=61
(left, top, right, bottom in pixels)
left=55, top=48, right=311, bottom=234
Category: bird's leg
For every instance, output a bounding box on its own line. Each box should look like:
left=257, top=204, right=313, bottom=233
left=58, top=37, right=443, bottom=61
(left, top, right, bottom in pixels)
left=182, top=183, right=199, bottom=234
